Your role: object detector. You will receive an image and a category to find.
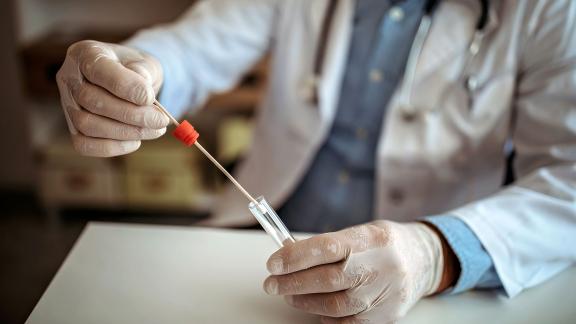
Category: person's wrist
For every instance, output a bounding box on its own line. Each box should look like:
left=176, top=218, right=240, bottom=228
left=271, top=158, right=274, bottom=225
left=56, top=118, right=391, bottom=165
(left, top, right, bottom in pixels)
left=421, top=221, right=461, bottom=293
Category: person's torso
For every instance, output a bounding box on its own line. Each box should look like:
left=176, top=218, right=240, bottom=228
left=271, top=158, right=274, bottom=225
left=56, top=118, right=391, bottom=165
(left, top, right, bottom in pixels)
left=212, top=0, right=525, bottom=227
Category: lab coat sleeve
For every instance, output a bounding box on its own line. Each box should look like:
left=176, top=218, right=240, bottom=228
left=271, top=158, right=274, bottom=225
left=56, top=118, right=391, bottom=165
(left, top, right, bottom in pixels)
left=123, top=0, right=280, bottom=117
left=451, top=2, right=576, bottom=298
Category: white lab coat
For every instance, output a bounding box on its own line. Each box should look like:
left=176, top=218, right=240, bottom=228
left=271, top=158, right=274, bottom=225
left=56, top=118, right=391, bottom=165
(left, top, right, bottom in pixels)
left=126, top=0, right=576, bottom=297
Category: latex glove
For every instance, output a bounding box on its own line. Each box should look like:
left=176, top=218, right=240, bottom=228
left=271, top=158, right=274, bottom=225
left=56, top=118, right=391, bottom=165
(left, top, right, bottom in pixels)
left=56, top=40, right=168, bottom=157
left=263, top=221, right=444, bottom=324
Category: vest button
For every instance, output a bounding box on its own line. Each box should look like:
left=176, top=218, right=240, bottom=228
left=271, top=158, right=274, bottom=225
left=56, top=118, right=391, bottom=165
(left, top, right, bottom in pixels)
left=389, top=7, right=405, bottom=22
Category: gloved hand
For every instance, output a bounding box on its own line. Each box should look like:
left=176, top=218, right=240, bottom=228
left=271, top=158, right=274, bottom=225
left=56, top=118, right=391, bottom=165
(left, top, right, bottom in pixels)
left=263, top=221, right=446, bottom=324
left=56, top=40, right=168, bottom=157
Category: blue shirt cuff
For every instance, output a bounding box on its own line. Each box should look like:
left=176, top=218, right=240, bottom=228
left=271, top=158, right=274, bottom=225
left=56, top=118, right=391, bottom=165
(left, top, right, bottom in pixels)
left=425, top=215, right=502, bottom=294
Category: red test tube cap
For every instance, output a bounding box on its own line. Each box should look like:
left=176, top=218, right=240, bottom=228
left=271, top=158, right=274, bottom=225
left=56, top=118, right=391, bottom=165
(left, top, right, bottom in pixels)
left=173, top=120, right=200, bottom=146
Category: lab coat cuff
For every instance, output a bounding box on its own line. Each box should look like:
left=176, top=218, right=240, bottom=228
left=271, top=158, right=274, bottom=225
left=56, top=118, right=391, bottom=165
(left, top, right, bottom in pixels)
left=424, top=215, right=497, bottom=294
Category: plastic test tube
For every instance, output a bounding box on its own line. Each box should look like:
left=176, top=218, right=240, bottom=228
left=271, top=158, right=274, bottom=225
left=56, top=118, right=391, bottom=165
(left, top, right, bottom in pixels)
left=248, top=196, right=295, bottom=247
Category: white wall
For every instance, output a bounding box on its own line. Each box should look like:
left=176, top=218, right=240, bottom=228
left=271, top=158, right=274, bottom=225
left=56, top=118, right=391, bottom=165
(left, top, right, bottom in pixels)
left=16, top=0, right=195, bottom=43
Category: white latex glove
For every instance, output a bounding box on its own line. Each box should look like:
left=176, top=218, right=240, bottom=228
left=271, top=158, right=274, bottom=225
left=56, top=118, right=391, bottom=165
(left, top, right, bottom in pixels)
left=263, top=221, right=445, bottom=324
left=56, top=40, right=169, bottom=157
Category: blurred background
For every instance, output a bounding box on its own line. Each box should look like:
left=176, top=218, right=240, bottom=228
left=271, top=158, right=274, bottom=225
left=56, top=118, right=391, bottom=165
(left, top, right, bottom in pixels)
left=1, top=0, right=267, bottom=322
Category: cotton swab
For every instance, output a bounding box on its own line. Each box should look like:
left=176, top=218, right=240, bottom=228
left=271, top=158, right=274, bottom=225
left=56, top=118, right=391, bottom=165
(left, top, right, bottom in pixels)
left=152, top=100, right=261, bottom=208
left=152, top=99, right=295, bottom=247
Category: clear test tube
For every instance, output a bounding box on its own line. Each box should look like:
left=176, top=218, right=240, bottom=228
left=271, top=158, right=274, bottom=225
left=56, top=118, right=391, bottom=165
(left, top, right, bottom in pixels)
left=248, top=196, right=295, bottom=247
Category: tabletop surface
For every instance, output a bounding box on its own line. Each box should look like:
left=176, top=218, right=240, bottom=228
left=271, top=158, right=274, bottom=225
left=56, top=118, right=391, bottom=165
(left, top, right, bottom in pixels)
left=26, top=222, right=576, bottom=324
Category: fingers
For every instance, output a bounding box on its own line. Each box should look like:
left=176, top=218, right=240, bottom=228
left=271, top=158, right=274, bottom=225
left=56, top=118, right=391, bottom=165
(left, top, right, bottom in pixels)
left=56, top=67, right=82, bottom=136
left=123, top=57, right=163, bottom=94
left=73, top=41, right=155, bottom=106
left=320, top=316, right=365, bottom=324
left=267, top=224, right=392, bottom=276
left=266, top=223, right=408, bottom=324
left=284, top=292, right=368, bottom=318
left=320, top=316, right=360, bottom=324
left=70, top=133, right=141, bottom=157
left=68, top=108, right=166, bottom=141
left=320, top=316, right=396, bottom=324
left=264, top=263, right=353, bottom=295
left=57, top=40, right=167, bottom=157
left=267, top=233, right=348, bottom=275
left=73, top=81, right=169, bottom=129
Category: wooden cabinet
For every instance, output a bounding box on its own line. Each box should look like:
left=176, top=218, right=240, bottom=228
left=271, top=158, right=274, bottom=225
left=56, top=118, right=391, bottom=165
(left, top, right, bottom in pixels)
left=38, top=137, right=124, bottom=209
left=124, top=137, right=203, bottom=210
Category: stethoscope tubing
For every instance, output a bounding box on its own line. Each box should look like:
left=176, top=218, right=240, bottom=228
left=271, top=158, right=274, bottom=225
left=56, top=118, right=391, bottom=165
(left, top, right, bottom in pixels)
left=309, top=0, right=490, bottom=109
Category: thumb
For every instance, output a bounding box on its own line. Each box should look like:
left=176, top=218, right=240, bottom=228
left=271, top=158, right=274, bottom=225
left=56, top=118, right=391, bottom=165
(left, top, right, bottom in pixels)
left=123, top=55, right=163, bottom=97
left=76, top=42, right=156, bottom=106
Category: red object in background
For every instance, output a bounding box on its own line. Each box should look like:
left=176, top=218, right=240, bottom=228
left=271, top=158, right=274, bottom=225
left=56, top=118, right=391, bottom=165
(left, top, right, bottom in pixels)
left=173, top=120, right=200, bottom=146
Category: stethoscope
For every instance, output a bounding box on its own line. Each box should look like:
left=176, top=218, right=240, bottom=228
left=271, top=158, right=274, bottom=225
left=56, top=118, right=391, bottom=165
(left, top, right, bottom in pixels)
left=308, top=0, right=490, bottom=120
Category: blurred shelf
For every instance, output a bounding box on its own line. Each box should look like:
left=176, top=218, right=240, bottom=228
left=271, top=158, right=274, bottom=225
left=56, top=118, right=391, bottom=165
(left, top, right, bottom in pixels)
left=37, top=135, right=219, bottom=214
left=29, top=100, right=67, bottom=149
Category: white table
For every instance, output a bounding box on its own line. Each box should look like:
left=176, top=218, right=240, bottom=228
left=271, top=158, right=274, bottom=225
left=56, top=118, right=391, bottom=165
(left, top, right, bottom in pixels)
left=26, top=222, right=576, bottom=324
